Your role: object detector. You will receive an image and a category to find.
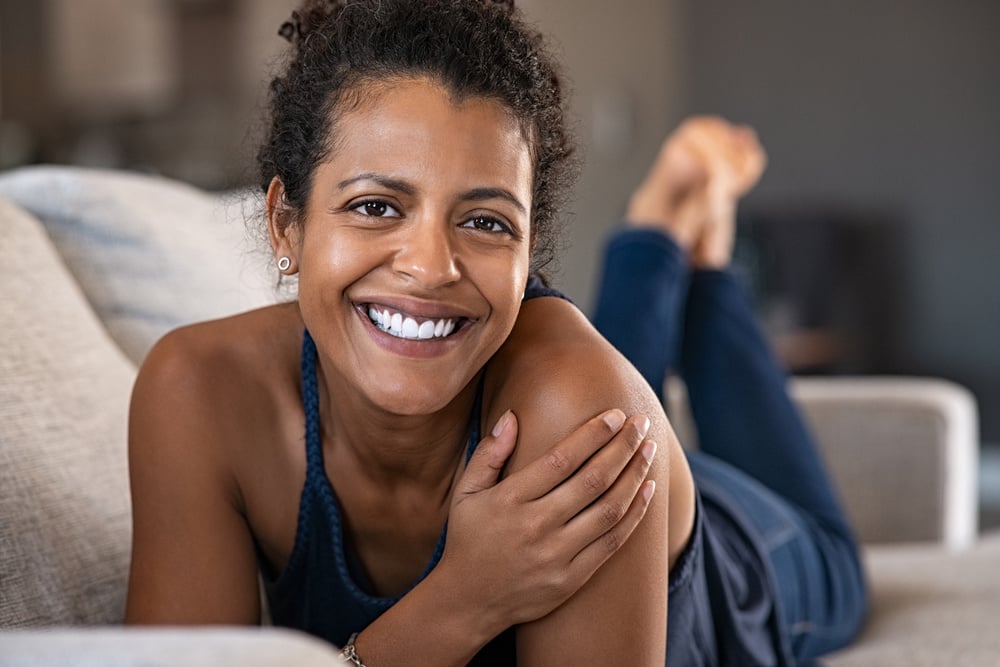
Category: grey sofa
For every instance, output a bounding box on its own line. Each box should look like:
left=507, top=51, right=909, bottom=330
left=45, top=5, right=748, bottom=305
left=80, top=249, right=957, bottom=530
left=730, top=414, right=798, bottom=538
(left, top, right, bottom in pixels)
left=1, top=166, right=997, bottom=665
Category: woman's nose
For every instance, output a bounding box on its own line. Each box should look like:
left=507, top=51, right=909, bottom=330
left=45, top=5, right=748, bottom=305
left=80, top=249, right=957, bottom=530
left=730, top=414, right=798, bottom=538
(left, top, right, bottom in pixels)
left=391, top=222, right=461, bottom=289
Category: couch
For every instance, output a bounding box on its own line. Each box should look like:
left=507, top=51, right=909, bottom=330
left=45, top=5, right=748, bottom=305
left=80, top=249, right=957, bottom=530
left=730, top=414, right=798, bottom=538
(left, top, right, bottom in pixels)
left=1, top=166, right=997, bottom=665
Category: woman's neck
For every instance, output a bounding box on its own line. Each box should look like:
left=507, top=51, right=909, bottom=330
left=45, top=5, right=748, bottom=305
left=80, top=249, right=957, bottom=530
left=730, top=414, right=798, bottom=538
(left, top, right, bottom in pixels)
left=315, top=360, right=482, bottom=493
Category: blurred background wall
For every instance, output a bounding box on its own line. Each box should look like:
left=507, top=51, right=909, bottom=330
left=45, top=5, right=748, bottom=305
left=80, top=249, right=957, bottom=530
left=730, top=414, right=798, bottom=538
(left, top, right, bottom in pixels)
left=1, top=0, right=998, bottom=446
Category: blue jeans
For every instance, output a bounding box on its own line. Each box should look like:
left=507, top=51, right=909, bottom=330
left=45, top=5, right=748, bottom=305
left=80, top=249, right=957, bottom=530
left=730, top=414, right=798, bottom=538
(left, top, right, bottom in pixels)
left=591, top=228, right=868, bottom=662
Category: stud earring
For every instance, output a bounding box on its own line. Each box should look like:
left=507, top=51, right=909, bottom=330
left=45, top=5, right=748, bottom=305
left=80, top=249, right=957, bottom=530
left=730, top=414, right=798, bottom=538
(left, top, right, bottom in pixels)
left=277, top=256, right=292, bottom=272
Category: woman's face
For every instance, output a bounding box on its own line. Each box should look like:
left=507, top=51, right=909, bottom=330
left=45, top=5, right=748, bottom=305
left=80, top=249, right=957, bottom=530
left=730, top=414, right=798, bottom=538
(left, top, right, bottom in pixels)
left=275, top=77, right=533, bottom=416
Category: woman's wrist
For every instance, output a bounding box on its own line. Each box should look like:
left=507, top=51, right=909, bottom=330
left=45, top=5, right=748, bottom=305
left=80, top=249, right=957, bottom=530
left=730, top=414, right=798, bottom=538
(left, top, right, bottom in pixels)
left=351, top=567, right=500, bottom=667
left=420, top=562, right=508, bottom=645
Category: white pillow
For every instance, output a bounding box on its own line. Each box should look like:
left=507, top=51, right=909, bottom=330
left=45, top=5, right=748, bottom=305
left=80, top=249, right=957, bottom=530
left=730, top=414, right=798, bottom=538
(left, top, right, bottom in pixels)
left=0, top=166, right=278, bottom=364
left=0, top=196, right=135, bottom=625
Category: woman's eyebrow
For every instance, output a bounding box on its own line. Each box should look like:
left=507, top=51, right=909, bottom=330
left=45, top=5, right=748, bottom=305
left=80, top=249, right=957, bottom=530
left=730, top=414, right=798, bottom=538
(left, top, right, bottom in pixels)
left=459, top=187, right=526, bottom=214
left=338, top=173, right=416, bottom=196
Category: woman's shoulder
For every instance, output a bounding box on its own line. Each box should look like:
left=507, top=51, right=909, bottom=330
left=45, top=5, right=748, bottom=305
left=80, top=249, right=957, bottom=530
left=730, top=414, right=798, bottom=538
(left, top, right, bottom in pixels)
left=487, top=296, right=669, bottom=463
left=130, top=302, right=305, bottom=459
left=138, top=303, right=302, bottom=387
left=492, top=296, right=657, bottom=405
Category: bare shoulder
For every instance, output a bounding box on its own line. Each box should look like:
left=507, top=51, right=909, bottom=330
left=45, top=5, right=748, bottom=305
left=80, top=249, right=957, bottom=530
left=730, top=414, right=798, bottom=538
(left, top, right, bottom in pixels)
left=136, top=304, right=297, bottom=417
left=488, top=295, right=695, bottom=563
left=131, top=303, right=305, bottom=489
left=488, top=296, right=670, bottom=464
left=126, top=303, right=303, bottom=623
left=136, top=303, right=302, bottom=397
left=489, top=296, right=695, bottom=663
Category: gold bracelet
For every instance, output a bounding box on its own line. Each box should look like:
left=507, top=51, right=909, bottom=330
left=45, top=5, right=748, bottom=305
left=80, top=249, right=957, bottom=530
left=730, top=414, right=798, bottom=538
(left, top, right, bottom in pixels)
left=339, top=633, right=367, bottom=667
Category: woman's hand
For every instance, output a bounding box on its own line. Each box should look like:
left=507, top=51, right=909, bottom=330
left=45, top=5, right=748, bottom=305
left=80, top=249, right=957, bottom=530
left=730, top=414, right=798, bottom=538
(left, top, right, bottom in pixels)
left=440, top=407, right=657, bottom=636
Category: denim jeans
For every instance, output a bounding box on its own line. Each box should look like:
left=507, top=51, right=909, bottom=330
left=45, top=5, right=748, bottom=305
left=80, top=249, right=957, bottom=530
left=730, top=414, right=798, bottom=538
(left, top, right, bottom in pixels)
left=591, top=227, right=868, bottom=662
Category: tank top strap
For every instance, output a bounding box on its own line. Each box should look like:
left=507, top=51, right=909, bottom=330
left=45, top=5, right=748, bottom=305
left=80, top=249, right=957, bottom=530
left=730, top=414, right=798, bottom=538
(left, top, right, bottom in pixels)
left=300, top=328, right=325, bottom=481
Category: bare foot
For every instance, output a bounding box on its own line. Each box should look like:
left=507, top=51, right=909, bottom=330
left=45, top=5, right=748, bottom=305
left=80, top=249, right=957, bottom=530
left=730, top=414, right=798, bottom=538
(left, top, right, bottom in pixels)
left=678, top=117, right=766, bottom=268
left=625, top=124, right=710, bottom=251
left=677, top=117, right=767, bottom=196
left=624, top=116, right=766, bottom=262
left=689, top=181, right=738, bottom=269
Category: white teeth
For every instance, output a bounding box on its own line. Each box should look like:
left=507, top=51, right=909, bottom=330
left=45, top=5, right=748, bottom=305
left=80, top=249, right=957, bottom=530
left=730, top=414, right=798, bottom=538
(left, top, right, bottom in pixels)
left=367, top=306, right=461, bottom=340
left=401, top=317, right=419, bottom=338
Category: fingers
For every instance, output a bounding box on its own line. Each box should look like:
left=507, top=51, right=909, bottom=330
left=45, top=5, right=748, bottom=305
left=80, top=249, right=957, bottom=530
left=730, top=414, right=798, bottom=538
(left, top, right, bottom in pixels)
left=455, top=410, right=519, bottom=497
left=563, top=437, right=657, bottom=561
left=504, top=409, right=632, bottom=503
left=540, top=414, right=652, bottom=524
left=568, top=473, right=656, bottom=580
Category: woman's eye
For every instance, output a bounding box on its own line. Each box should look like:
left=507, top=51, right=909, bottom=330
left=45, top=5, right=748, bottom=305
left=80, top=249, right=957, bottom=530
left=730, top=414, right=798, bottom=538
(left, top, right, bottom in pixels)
left=463, top=215, right=512, bottom=234
left=352, top=200, right=400, bottom=217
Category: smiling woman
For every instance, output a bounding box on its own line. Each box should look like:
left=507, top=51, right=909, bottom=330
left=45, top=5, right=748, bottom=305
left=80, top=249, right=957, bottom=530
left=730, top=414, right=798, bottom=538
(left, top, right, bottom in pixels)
left=267, top=77, right=532, bottom=414
left=123, top=1, right=871, bottom=665
left=124, top=1, right=679, bottom=665
left=268, top=79, right=534, bottom=414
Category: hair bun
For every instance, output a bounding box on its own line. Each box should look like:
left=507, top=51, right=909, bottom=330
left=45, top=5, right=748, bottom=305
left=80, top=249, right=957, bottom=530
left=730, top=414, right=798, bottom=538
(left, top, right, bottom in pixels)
left=278, top=1, right=343, bottom=45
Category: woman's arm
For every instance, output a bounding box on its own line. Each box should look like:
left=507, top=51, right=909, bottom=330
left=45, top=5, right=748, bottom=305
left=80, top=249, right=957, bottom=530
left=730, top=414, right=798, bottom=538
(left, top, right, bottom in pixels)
left=125, top=328, right=261, bottom=624
left=347, top=381, right=659, bottom=666
left=488, top=295, right=696, bottom=665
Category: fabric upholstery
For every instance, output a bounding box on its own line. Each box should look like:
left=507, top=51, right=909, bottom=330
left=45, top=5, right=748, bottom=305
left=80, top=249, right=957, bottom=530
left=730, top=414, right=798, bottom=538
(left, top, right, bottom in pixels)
left=0, top=166, right=276, bottom=365
left=0, top=627, right=341, bottom=666
left=792, top=377, right=978, bottom=549
left=826, top=532, right=1000, bottom=666
left=0, top=196, right=135, bottom=626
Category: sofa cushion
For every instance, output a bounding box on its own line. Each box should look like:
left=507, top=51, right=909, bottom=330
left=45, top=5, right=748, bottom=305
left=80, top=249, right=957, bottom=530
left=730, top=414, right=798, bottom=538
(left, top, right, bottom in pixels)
left=826, top=532, right=1000, bottom=666
left=0, top=196, right=135, bottom=626
left=0, top=166, right=277, bottom=365
left=0, top=627, right=342, bottom=666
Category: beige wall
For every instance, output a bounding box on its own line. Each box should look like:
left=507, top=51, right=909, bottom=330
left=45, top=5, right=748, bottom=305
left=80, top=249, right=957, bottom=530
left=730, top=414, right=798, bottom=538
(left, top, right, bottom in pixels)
left=520, top=0, right=687, bottom=306
left=4, top=0, right=683, bottom=305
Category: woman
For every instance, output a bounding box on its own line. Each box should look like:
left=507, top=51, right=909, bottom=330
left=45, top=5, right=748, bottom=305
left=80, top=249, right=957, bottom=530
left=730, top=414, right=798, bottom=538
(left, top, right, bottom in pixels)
left=127, top=1, right=683, bottom=665
left=126, top=1, right=866, bottom=664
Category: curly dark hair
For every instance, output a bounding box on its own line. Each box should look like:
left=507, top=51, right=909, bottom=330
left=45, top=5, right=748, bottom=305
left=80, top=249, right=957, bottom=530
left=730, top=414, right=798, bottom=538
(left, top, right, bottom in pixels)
left=257, top=0, right=575, bottom=274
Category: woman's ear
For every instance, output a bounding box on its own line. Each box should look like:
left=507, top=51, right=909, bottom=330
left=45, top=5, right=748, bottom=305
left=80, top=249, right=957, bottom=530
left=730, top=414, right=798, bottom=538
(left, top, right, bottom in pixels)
left=266, top=176, right=300, bottom=274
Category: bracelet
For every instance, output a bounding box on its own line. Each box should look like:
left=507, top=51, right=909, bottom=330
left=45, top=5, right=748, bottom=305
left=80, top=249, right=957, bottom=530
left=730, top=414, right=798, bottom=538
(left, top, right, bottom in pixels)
left=339, top=633, right=367, bottom=667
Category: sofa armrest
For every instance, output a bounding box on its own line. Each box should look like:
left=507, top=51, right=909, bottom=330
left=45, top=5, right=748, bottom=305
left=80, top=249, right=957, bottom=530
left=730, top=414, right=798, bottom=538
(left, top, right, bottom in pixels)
left=792, top=377, right=978, bottom=549
left=0, top=628, right=341, bottom=667
left=666, top=377, right=979, bottom=549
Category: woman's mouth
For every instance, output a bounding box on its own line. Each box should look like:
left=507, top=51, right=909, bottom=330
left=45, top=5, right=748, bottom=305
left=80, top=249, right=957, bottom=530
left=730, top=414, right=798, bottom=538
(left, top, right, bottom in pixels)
left=366, top=305, right=466, bottom=340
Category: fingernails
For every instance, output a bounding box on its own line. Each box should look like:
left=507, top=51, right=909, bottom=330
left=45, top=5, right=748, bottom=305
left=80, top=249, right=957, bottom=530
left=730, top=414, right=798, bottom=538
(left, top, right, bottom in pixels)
left=602, top=409, right=626, bottom=431
left=491, top=410, right=511, bottom=438
left=641, top=439, right=657, bottom=464
left=643, top=480, right=656, bottom=503
left=637, top=416, right=651, bottom=439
